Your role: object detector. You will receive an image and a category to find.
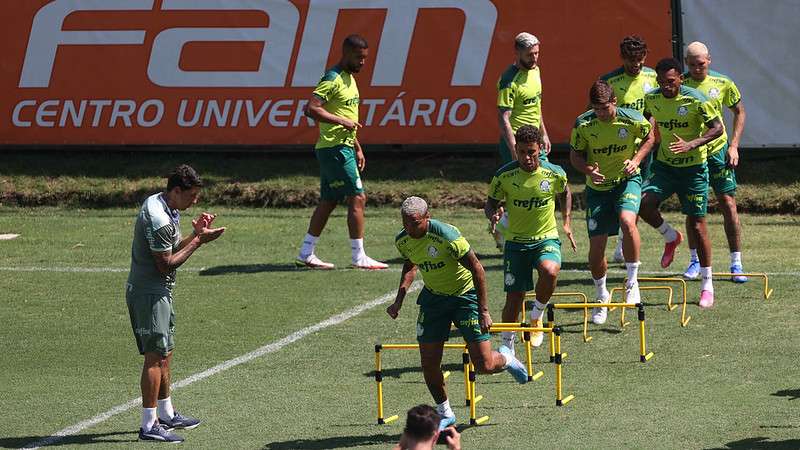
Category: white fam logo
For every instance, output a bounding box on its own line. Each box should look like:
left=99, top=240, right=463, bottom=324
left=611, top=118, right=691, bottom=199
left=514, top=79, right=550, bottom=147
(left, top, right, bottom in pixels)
left=20, top=0, right=498, bottom=89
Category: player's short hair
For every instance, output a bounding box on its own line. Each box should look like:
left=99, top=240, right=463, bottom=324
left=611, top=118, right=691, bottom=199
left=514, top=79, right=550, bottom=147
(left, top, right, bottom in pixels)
left=403, top=405, right=440, bottom=440
left=590, top=79, right=616, bottom=105
left=515, top=125, right=543, bottom=145
left=167, top=164, right=202, bottom=191
left=620, top=35, right=648, bottom=59
left=514, top=32, right=539, bottom=50
left=401, top=196, right=428, bottom=217
left=685, top=41, right=710, bottom=58
left=343, top=34, right=369, bottom=51
left=655, top=57, right=682, bottom=75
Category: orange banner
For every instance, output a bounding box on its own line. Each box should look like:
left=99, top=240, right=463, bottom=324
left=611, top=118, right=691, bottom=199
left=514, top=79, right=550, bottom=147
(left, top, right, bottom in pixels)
left=0, top=0, right=673, bottom=146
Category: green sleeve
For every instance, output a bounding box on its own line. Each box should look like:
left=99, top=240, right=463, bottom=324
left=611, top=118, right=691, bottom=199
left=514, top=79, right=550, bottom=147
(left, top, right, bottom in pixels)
left=147, top=224, right=174, bottom=253
left=312, top=78, right=339, bottom=103
left=448, top=235, right=471, bottom=260
left=636, top=118, right=652, bottom=139
left=724, top=80, right=742, bottom=108
left=569, top=126, right=587, bottom=153
left=700, top=99, right=720, bottom=124
left=497, top=84, right=515, bottom=110
left=554, top=171, right=567, bottom=194
left=488, top=175, right=505, bottom=201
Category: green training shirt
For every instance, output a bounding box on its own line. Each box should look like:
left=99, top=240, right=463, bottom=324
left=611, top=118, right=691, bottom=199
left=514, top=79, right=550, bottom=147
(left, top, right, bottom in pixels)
left=312, top=65, right=359, bottom=150
left=682, top=70, right=741, bottom=156
left=488, top=161, right=567, bottom=242
left=497, top=64, right=542, bottom=132
left=127, top=193, right=182, bottom=292
left=570, top=107, right=652, bottom=191
left=644, top=85, right=719, bottom=167
left=600, top=66, right=658, bottom=113
left=395, top=219, right=474, bottom=296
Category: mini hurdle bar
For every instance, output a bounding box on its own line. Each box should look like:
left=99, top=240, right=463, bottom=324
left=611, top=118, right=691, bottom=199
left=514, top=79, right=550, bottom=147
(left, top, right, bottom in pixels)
left=624, top=277, right=691, bottom=327
left=711, top=272, right=773, bottom=299
left=610, top=285, right=673, bottom=328
left=523, top=292, right=589, bottom=350
left=545, top=303, right=654, bottom=362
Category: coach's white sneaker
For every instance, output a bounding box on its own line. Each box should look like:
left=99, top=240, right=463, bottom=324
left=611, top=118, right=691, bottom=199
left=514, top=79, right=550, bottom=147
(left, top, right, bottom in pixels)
left=625, top=283, right=641, bottom=305
left=295, top=254, right=335, bottom=270
left=591, top=294, right=611, bottom=325
left=351, top=254, right=388, bottom=270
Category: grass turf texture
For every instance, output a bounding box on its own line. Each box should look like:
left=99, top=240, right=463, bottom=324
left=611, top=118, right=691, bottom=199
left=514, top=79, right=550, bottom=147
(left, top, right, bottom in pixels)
left=0, top=206, right=799, bottom=449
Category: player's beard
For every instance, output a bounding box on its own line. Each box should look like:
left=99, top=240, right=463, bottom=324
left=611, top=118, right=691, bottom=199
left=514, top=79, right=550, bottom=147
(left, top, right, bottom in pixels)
left=519, top=59, right=536, bottom=70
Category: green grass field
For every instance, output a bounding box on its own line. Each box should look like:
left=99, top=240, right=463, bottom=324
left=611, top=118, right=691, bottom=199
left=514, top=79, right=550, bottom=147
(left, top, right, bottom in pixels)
left=1, top=206, right=799, bottom=449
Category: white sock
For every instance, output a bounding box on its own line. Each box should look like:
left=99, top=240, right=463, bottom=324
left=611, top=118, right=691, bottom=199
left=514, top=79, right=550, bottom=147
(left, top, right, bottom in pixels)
left=657, top=222, right=678, bottom=242
left=700, top=266, right=713, bottom=293
left=531, top=300, right=547, bottom=321
left=731, top=251, right=742, bottom=266
left=299, top=233, right=318, bottom=259
left=350, top=238, right=365, bottom=261
left=625, top=262, right=640, bottom=286
left=501, top=331, right=516, bottom=352
left=141, top=407, right=158, bottom=431
left=593, top=276, right=608, bottom=298
left=689, top=249, right=699, bottom=262
left=436, top=399, right=454, bottom=418
left=157, top=397, right=175, bottom=420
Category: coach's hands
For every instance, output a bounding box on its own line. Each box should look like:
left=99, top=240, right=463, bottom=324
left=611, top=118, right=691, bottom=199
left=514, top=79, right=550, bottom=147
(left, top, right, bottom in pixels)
left=192, top=213, right=225, bottom=244
left=589, top=162, right=605, bottom=184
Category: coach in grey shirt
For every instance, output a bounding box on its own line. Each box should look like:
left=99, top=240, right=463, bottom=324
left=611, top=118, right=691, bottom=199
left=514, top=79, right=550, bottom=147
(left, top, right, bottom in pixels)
left=126, top=164, right=225, bottom=443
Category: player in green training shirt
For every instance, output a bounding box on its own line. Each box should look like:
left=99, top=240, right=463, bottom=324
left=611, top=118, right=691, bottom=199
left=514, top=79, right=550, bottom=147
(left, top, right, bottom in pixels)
left=295, top=34, right=387, bottom=271
left=484, top=125, right=576, bottom=353
left=570, top=80, right=656, bottom=325
left=126, top=165, right=225, bottom=443
left=600, top=35, right=658, bottom=263
left=681, top=41, right=748, bottom=283
left=640, top=58, right=723, bottom=308
left=386, top=197, right=529, bottom=430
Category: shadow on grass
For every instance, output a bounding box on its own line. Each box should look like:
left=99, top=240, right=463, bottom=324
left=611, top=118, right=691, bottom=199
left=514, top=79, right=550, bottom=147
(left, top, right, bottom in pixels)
left=708, top=437, right=800, bottom=449
left=263, top=432, right=401, bottom=450
left=364, top=363, right=463, bottom=379
left=0, top=431, right=137, bottom=448
left=199, top=263, right=299, bottom=275
left=771, top=389, right=800, bottom=400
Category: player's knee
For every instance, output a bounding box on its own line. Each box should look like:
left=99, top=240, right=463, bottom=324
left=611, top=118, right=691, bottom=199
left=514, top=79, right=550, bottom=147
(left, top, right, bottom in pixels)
left=540, top=263, right=559, bottom=280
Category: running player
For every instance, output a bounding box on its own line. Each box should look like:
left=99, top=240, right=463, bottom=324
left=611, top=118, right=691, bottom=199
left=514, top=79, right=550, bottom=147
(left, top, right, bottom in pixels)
left=387, top=197, right=528, bottom=430
left=485, top=125, right=577, bottom=353
left=295, top=34, right=387, bottom=270
left=681, top=41, right=748, bottom=283
left=600, top=35, right=658, bottom=263
left=640, top=58, right=723, bottom=308
left=570, top=80, right=656, bottom=324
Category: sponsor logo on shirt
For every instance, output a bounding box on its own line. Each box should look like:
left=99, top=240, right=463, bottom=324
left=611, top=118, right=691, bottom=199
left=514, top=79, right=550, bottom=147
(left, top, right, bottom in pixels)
left=418, top=260, right=446, bottom=272
left=593, top=143, right=628, bottom=155
left=513, top=197, right=550, bottom=210
left=658, top=119, right=690, bottom=130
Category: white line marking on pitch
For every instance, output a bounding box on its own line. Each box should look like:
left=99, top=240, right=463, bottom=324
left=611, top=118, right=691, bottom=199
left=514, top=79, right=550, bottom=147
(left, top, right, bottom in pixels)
left=21, top=281, right=422, bottom=450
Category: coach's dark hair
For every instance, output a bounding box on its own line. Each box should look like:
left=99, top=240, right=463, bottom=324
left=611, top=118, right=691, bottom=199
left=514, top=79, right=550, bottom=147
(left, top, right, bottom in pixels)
left=590, top=80, right=616, bottom=104
left=167, top=164, right=203, bottom=191
left=403, top=405, right=439, bottom=440
left=620, top=35, right=647, bottom=59
left=515, top=125, right=543, bottom=145
left=655, top=57, right=682, bottom=75
left=343, top=34, right=368, bottom=51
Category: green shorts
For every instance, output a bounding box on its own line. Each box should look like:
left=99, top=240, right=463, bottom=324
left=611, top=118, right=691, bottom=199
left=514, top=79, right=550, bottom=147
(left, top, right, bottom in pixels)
left=707, top=145, right=737, bottom=196
left=642, top=160, right=708, bottom=217
left=586, top=175, right=641, bottom=238
left=503, top=239, right=562, bottom=292
left=498, top=138, right=549, bottom=165
left=126, top=284, right=175, bottom=356
left=316, top=145, right=364, bottom=201
left=415, top=288, right=490, bottom=344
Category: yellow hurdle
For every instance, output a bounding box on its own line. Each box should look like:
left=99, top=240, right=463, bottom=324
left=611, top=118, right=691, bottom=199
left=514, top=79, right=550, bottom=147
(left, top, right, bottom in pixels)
left=610, top=285, right=673, bottom=327
left=711, top=272, right=773, bottom=299
left=628, top=277, right=691, bottom=327
left=546, top=303, right=654, bottom=362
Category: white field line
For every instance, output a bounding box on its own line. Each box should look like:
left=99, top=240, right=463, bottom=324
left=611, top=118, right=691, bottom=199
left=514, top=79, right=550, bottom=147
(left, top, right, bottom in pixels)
left=21, top=281, right=422, bottom=449
left=1, top=266, right=798, bottom=276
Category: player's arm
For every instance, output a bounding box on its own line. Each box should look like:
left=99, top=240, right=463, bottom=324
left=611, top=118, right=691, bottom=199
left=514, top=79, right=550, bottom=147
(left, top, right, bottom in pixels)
left=354, top=137, right=365, bottom=171
left=727, top=101, right=746, bottom=168
left=498, top=109, right=516, bottom=160
left=386, top=260, right=417, bottom=319
left=152, top=224, right=225, bottom=275
left=625, top=124, right=656, bottom=175
left=484, top=197, right=504, bottom=233
left=458, top=250, right=491, bottom=332
left=669, top=117, right=723, bottom=153
left=557, top=184, right=577, bottom=251
left=539, top=116, right=551, bottom=154
left=304, top=94, right=361, bottom=131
